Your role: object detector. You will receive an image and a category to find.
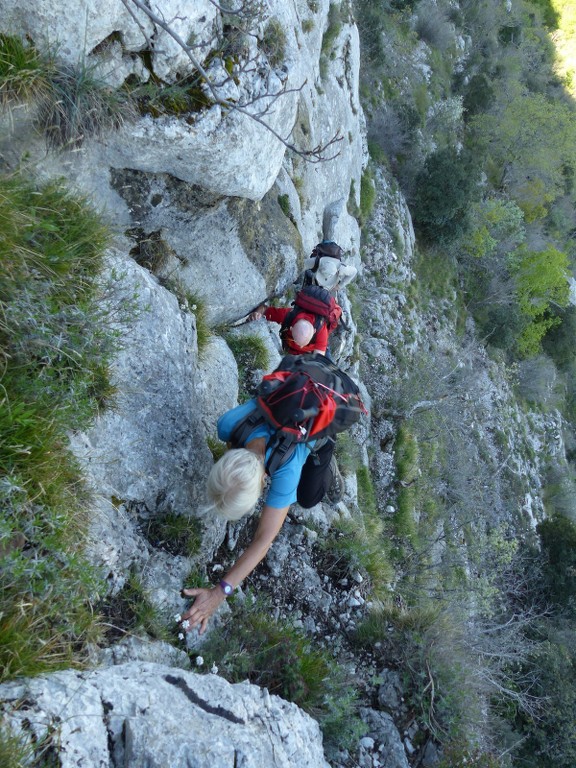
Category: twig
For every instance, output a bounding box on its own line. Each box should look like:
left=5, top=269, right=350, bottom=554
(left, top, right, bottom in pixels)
left=121, top=0, right=342, bottom=162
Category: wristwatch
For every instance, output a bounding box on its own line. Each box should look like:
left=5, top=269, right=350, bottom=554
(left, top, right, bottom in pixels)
left=219, top=579, right=234, bottom=596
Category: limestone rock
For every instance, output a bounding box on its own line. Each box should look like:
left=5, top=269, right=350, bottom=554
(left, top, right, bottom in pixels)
left=0, top=661, right=331, bottom=768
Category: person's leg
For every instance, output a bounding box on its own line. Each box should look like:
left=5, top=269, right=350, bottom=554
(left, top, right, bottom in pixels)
left=297, top=439, right=336, bottom=508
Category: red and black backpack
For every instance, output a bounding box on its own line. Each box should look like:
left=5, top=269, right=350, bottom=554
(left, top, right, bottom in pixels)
left=229, top=353, right=367, bottom=474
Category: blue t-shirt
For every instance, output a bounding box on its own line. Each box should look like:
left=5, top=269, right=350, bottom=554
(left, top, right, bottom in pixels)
left=217, top=400, right=313, bottom=509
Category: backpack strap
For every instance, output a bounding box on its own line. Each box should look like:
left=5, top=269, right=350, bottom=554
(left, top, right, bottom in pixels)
left=310, top=241, right=344, bottom=271
left=264, top=433, right=299, bottom=475
left=229, top=410, right=299, bottom=475
left=229, top=408, right=266, bottom=450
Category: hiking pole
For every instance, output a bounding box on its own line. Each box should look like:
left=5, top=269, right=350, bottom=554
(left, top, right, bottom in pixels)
left=226, top=295, right=278, bottom=328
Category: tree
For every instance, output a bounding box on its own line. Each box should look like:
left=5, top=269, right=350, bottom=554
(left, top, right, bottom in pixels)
left=412, top=147, right=482, bottom=241
left=511, top=245, right=570, bottom=356
left=470, top=93, right=576, bottom=217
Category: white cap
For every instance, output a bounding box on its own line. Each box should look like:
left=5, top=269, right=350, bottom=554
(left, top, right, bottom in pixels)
left=303, top=256, right=357, bottom=291
left=291, top=319, right=315, bottom=347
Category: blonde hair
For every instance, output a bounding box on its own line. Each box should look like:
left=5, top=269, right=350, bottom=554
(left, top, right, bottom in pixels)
left=205, top=448, right=265, bottom=521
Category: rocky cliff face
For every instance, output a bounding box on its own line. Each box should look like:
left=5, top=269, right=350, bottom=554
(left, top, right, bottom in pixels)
left=0, top=2, right=562, bottom=767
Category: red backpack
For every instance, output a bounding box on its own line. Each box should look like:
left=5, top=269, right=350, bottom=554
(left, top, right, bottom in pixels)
left=230, top=353, right=367, bottom=474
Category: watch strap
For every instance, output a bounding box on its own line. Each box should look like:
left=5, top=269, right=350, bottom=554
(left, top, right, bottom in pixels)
left=219, top=579, right=233, bottom=596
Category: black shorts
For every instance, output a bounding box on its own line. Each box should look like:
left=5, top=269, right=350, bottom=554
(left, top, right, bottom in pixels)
left=296, top=438, right=336, bottom=508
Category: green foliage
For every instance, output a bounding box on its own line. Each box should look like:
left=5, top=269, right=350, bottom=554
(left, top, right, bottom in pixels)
left=437, top=742, right=505, bottom=768
left=0, top=173, right=126, bottom=682
left=326, top=466, right=395, bottom=597
left=206, top=435, right=227, bottom=461
left=200, top=604, right=365, bottom=752
left=277, top=193, right=293, bottom=222
left=101, top=568, right=171, bottom=642
left=0, top=34, right=135, bottom=148
left=359, top=168, right=377, bottom=224
left=186, top=293, right=212, bottom=354
left=260, top=19, right=287, bottom=68
left=132, top=81, right=211, bottom=119
left=511, top=245, right=570, bottom=357
left=462, top=72, right=496, bottom=118
left=526, top=0, right=561, bottom=29
left=515, top=355, right=559, bottom=408
left=470, top=93, right=576, bottom=214
left=0, top=34, right=50, bottom=104
left=143, top=513, right=203, bottom=558
left=542, top=305, right=576, bottom=370
left=537, top=515, right=576, bottom=608
left=412, top=147, right=482, bottom=241
left=461, top=198, right=525, bottom=262
left=514, top=624, right=576, bottom=768
left=0, top=721, right=48, bottom=768
left=395, top=424, right=419, bottom=483
left=224, top=332, right=270, bottom=401
left=38, top=61, right=134, bottom=149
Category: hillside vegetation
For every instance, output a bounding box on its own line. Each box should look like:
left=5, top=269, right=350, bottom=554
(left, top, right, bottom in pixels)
left=355, top=0, right=576, bottom=765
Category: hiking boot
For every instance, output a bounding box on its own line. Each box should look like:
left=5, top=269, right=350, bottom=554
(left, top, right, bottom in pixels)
left=326, top=456, right=344, bottom=504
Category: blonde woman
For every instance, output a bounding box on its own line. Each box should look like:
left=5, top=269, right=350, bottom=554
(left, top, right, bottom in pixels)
left=180, top=398, right=342, bottom=634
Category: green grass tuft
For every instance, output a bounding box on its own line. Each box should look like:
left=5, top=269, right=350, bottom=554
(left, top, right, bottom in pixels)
left=0, top=173, right=127, bottom=682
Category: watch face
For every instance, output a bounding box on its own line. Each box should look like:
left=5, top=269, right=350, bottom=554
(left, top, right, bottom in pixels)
left=221, top=582, right=233, bottom=595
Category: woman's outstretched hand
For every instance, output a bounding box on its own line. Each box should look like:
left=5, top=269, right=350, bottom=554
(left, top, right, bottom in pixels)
left=180, top=587, right=225, bottom=635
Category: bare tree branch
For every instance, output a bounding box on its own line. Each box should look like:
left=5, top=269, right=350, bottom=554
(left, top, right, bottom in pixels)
left=120, top=0, right=343, bottom=162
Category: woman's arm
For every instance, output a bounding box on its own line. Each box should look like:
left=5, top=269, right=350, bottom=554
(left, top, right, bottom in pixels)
left=181, top=504, right=290, bottom=634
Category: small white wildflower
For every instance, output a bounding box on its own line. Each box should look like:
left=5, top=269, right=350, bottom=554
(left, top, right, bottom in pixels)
left=210, top=663, right=219, bottom=675
left=174, top=613, right=182, bottom=622
left=181, top=619, right=190, bottom=629
left=196, top=656, right=204, bottom=666
left=178, top=633, right=185, bottom=641
left=191, top=304, right=197, bottom=311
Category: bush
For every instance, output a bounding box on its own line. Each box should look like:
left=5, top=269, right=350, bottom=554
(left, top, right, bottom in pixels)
left=414, top=1, right=455, bottom=51
left=537, top=515, right=576, bottom=608
left=260, top=19, right=286, bottom=68
left=516, top=355, right=558, bottom=407
left=412, top=147, right=482, bottom=242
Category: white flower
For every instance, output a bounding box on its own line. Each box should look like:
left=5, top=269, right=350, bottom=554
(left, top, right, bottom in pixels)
left=195, top=656, right=204, bottom=666
left=181, top=619, right=190, bottom=629
left=210, top=663, right=219, bottom=675
left=178, top=633, right=184, bottom=641
left=174, top=613, right=182, bottom=622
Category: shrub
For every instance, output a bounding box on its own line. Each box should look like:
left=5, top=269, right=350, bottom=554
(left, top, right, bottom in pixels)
left=514, top=623, right=576, bottom=768
left=414, top=1, right=455, bottom=51
left=260, top=19, right=286, bottom=68
left=515, top=355, right=558, bottom=407
left=511, top=245, right=570, bottom=357
left=537, top=515, right=576, bottom=607
left=412, top=147, right=482, bottom=242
